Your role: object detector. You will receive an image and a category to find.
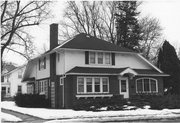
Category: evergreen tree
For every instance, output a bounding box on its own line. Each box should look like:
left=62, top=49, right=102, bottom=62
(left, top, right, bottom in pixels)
left=157, top=40, right=180, bottom=95
left=115, top=1, right=141, bottom=51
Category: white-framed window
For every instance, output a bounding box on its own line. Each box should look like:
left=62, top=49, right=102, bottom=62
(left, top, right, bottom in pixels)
left=39, top=57, right=46, bottom=70
left=97, top=52, right=103, bottom=64
left=89, top=52, right=96, bottom=64
left=27, top=85, right=34, bottom=94
left=89, top=52, right=111, bottom=65
left=39, top=80, right=48, bottom=94
left=105, top=53, right=111, bottom=64
left=77, top=77, right=109, bottom=94
left=136, top=78, right=158, bottom=93
left=17, top=85, right=22, bottom=94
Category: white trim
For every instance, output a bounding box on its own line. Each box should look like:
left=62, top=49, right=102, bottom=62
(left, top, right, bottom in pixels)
left=58, top=48, right=136, bottom=54
left=89, top=51, right=112, bottom=65
left=119, top=77, right=129, bottom=98
left=137, top=74, right=169, bottom=76
left=76, top=94, right=113, bottom=98
left=137, top=54, right=163, bottom=73
left=67, top=73, right=119, bottom=76
left=120, top=68, right=138, bottom=76
left=136, top=77, right=158, bottom=93
left=77, top=76, right=109, bottom=94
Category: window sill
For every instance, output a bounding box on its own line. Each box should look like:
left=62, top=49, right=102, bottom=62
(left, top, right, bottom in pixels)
left=76, top=94, right=113, bottom=99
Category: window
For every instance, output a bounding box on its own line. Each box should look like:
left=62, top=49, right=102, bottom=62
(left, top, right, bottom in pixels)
left=39, top=57, right=46, bottom=70
left=136, top=78, right=158, bottom=93
left=102, top=78, right=108, bottom=92
left=8, top=87, right=10, bottom=93
left=39, top=80, right=47, bottom=93
left=27, top=85, right=34, bottom=94
left=89, top=52, right=96, bottom=64
left=97, top=52, right=103, bottom=64
left=77, top=77, right=109, bottom=94
left=89, top=52, right=112, bottom=65
left=105, top=53, right=111, bottom=64
left=95, top=78, right=100, bottom=92
left=2, top=87, right=6, bottom=93
left=1, top=76, right=4, bottom=82
left=86, top=78, right=93, bottom=92
left=120, top=80, right=127, bottom=92
left=17, top=85, right=22, bottom=94
left=18, top=69, right=23, bottom=78
left=77, top=78, right=84, bottom=93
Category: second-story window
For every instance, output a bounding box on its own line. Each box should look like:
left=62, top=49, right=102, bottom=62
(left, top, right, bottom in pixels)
left=39, top=57, right=46, bottom=70
left=89, top=52, right=111, bottom=65
left=89, top=52, right=96, bottom=64
left=105, top=53, right=111, bottom=64
left=97, top=52, right=103, bottom=64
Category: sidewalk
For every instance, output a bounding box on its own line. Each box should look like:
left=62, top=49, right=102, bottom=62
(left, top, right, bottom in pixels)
left=1, top=108, right=47, bottom=123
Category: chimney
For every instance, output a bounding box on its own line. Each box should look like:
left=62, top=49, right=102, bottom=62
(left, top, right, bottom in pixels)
left=50, top=23, right=58, bottom=50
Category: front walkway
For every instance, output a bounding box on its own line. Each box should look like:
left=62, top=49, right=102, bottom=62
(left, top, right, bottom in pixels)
left=1, top=108, right=47, bottom=123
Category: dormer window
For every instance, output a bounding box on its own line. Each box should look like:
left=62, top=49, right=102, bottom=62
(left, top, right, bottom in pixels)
left=97, top=52, right=103, bottom=64
left=89, top=52, right=112, bottom=65
left=39, top=57, right=46, bottom=70
left=89, top=52, right=96, bottom=64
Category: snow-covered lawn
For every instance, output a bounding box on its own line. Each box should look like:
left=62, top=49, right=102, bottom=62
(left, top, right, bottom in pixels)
left=1, top=112, right=22, bottom=122
left=1, top=101, right=180, bottom=120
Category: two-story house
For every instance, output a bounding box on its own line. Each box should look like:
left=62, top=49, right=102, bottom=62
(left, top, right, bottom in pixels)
left=1, top=63, right=16, bottom=98
left=22, top=24, right=168, bottom=109
left=2, top=65, right=27, bottom=98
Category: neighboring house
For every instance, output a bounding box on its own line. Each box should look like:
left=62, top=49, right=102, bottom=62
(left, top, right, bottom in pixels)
left=22, top=24, right=168, bottom=109
left=1, top=63, right=17, bottom=97
left=2, top=65, right=27, bottom=97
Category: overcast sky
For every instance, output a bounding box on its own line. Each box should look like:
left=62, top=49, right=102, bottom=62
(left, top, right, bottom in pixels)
left=3, top=0, right=180, bottom=66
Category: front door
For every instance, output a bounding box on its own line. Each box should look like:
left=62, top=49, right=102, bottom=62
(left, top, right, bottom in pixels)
left=119, top=78, right=129, bottom=98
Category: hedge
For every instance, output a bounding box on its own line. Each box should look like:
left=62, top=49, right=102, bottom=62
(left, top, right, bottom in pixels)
left=14, top=94, right=50, bottom=108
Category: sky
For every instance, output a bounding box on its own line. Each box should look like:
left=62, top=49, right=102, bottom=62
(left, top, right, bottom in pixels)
left=3, top=0, right=180, bottom=66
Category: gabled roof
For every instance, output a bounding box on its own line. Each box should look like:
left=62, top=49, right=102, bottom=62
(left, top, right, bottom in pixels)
left=2, top=64, right=16, bottom=74
left=66, top=66, right=169, bottom=76
left=59, top=33, right=134, bottom=52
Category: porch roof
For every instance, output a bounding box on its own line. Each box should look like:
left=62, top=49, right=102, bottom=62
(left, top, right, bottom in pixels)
left=66, top=67, right=169, bottom=76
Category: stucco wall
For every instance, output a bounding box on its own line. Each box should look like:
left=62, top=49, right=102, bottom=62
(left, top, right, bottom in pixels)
left=36, top=55, right=50, bottom=79
left=63, top=50, right=152, bottom=75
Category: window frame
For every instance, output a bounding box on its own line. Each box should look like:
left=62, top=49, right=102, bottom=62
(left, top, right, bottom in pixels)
left=77, top=76, right=109, bottom=94
left=39, top=57, right=46, bottom=70
left=39, top=80, right=48, bottom=94
left=89, top=51, right=111, bottom=65
left=136, top=78, right=158, bottom=93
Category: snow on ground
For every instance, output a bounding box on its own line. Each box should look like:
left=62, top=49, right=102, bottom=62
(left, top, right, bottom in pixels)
left=1, top=101, right=180, bottom=120
left=1, top=112, right=22, bottom=122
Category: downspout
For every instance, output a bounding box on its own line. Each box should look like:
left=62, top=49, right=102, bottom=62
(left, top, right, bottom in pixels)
left=61, top=74, right=66, bottom=108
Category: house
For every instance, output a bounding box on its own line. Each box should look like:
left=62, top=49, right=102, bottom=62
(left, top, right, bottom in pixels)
left=1, top=65, right=27, bottom=98
left=22, top=23, right=168, bottom=109
left=1, top=63, right=17, bottom=98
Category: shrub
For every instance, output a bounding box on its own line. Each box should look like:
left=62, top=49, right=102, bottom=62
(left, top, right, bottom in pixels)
left=149, top=94, right=180, bottom=109
left=14, top=94, right=50, bottom=108
left=72, top=95, right=127, bottom=111
left=130, top=94, right=180, bottom=109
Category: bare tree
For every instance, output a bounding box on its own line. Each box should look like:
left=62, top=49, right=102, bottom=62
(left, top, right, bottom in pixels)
left=59, top=1, right=116, bottom=43
left=139, top=16, right=163, bottom=60
left=1, top=1, right=52, bottom=60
